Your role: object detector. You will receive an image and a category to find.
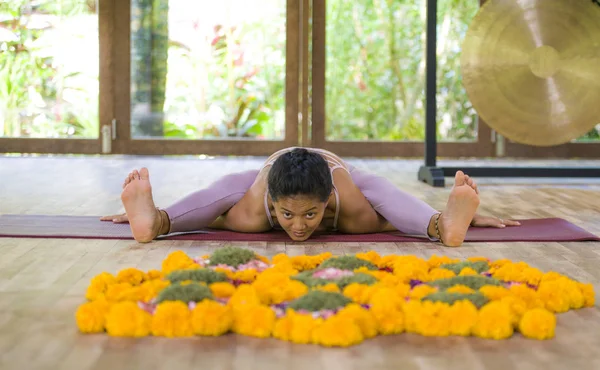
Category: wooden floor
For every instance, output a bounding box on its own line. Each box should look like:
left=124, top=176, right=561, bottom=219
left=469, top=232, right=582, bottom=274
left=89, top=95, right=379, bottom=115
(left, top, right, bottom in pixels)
left=1, top=154, right=600, bottom=370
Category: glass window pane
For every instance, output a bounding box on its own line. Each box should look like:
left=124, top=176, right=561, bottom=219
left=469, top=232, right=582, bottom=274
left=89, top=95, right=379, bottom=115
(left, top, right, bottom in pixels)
left=130, top=0, right=286, bottom=140
left=0, top=0, right=99, bottom=139
left=325, top=0, right=479, bottom=142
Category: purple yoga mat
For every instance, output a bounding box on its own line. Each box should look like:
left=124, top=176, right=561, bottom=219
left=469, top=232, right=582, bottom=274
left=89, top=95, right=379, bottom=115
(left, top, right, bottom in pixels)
left=0, top=214, right=598, bottom=242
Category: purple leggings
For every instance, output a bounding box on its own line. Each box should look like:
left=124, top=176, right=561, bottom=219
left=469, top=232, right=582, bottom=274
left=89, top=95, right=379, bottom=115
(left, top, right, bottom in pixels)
left=164, top=166, right=437, bottom=236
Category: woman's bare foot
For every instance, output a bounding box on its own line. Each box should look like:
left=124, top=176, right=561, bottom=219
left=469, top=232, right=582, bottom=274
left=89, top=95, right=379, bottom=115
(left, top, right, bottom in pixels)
left=120, top=167, right=163, bottom=243
left=438, top=171, right=480, bottom=247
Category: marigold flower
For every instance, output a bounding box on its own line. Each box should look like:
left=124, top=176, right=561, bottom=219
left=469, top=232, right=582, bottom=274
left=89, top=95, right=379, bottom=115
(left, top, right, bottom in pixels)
left=356, top=251, right=381, bottom=266
left=509, top=284, right=544, bottom=310
left=104, top=283, right=134, bottom=302
left=146, top=269, right=163, bottom=280
left=116, top=268, right=146, bottom=286
left=209, top=282, right=236, bottom=299
left=191, top=299, right=232, bottom=336
left=76, top=299, right=111, bottom=333
left=427, top=255, right=460, bottom=268
left=410, top=301, right=452, bottom=337
left=230, top=269, right=258, bottom=283
left=518, top=308, right=556, bottom=340
left=409, top=285, right=438, bottom=300
left=85, top=272, right=117, bottom=301
left=232, top=304, right=276, bottom=338
left=336, top=303, right=378, bottom=339
left=479, top=285, right=510, bottom=301
left=500, top=296, right=528, bottom=326
left=467, top=256, right=490, bottom=264
left=427, top=268, right=456, bottom=281
left=105, top=301, right=152, bottom=337
left=312, top=314, right=364, bottom=347
left=343, top=283, right=374, bottom=305
left=315, top=283, right=341, bottom=293
left=459, top=267, right=478, bottom=276
left=273, top=310, right=322, bottom=344
left=472, top=301, right=514, bottom=340
left=162, top=251, right=199, bottom=274
left=579, top=283, right=595, bottom=307
left=447, top=300, right=478, bottom=336
left=447, top=285, right=475, bottom=295
left=252, top=271, right=308, bottom=305
left=151, top=301, right=194, bottom=337
left=369, top=289, right=405, bottom=335
left=537, top=280, right=571, bottom=313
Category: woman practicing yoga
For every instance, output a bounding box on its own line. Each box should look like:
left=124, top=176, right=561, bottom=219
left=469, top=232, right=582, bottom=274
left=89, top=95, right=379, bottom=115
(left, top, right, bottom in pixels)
left=101, top=147, right=519, bottom=246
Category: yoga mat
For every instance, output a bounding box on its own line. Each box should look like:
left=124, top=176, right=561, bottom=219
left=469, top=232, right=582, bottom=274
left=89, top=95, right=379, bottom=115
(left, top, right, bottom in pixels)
left=0, top=214, right=598, bottom=242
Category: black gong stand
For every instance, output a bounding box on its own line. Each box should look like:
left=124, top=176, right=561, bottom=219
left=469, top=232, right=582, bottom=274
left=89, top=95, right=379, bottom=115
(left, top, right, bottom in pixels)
left=417, top=0, right=600, bottom=187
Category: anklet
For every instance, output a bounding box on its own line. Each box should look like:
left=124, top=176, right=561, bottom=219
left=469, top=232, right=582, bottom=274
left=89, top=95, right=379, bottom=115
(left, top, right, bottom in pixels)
left=435, top=213, right=444, bottom=244
left=156, top=207, right=164, bottom=235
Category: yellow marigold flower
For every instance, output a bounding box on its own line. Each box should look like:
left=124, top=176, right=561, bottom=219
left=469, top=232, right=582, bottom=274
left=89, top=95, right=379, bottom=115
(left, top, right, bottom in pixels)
left=467, top=256, right=490, bottom=263
left=579, top=283, right=595, bottom=307
left=273, top=310, right=322, bottom=344
left=355, top=251, right=381, bottom=266
left=541, top=271, right=564, bottom=282
left=378, top=255, right=398, bottom=270
left=209, top=282, right=236, bottom=299
left=427, top=255, right=460, bottom=268
left=459, top=267, right=478, bottom=276
left=252, top=272, right=308, bottom=305
left=336, top=304, right=378, bottom=339
left=233, top=304, right=276, bottom=338
left=105, top=283, right=134, bottom=302
left=105, top=301, right=152, bottom=337
left=519, top=308, right=556, bottom=340
left=490, top=258, right=513, bottom=270
left=273, top=252, right=332, bottom=271
left=409, top=285, right=438, bottom=300
left=521, top=267, right=544, bottom=286
left=228, top=284, right=261, bottom=316
left=141, top=279, right=170, bottom=301
left=315, top=283, right=340, bottom=293
left=394, top=283, right=411, bottom=299
left=472, top=301, right=514, bottom=340
left=411, top=301, right=451, bottom=337
left=447, top=285, right=475, bottom=294
left=231, top=269, right=258, bottom=283
left=427, top=268, right=456, bottom=281
left=116, top=268, right=146, bottom=286
left=75, top=299, right=111, bottom=333
left=500, top=296, right=528, bottom=326
left=354, top=266, right=388, bottom=280
left=537, top=280, right=571, bottom=313
left=151, top=301, right=194, bottom=337
left=146, top=269, right=163, bottom=280
left=402, top=300, right=422, bottom=333
left=509, top=284, right=544, bottom=310
left=377, top=273, right=401, bottom=287
left=447, top=300, right=478, bottom=336
left=479, top=285, right=510, bottom=301
left=563, top=279, right=585, bottom=309
left=256, top=254, right=271, bottom=265
left=214, top=267, right=235, bottom=280
left=191, top=299, right=232, bottom=336
left=395, top=266, right=429, bottom=284
left=312, top=315, right=364, bottom=347
left=161, top=251, right=199, bottom=274
left=85, top=272, right=117, bottom=301
left=343, top=283, right=375, bottom=305
left=369, top=289, right=405, bottom=335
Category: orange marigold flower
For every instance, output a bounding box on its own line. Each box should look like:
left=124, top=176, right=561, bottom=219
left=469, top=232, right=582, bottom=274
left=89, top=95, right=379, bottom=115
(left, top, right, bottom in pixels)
left=509, top=284, right=544, bottom=310
left=519, top=308, right=556, bottom=340
left=355, top=251, right=381, bottom=266
left=232, top=304, right=276, bottom=338
left=85, top=272, right=117, bottom=301
left=336, top=303, right=378, bottom=339
left=369, top=289, right=405, bottom=335
left=231, top=269, right=258, bottom=283
left=209, top=282, right=237, bottom=299
left=315, top=283, right=340, bottom=293
left=76, top=299, right=111, bottom=333
left=146, top=269, right=163, bottom=280
left=151, top=301, right=194, bottom=337
left=500, top=296, right=528, bottom=326
left=459, top=267, right=478, bottom=276
left=579, top=283, right=595, bottom=307
left=479, top=285, right=510, bottom=301
left=273, top=310, right=322, bottom=344
left=105, top=301, right=152, bottom=337
left=104, top=283, right=134, bottom=302
left=472, top=301, right=514, bottom=340
left=116, top=267, right=146, bottom=286
left=191, top=299, right=233, bottom=336
left=161, top=251, right=199, bottom=274
left=409, top=285, right=438, bottom=300
left=343, top=283, right=375, bottom=305
left=252, top=271, right=308, bottom=305
left=537, top=280, right=571, bottom=313
left=447, top=285, right=475, bottom=294
left=427, top=255, right=460, bottom=268
left=467, top=256, right=490, bottom=264
left=427, top=268, right=456, bottom=281
left=312, top=314, right=363, bottom=347
left=447, top=300, right=478, bottom=336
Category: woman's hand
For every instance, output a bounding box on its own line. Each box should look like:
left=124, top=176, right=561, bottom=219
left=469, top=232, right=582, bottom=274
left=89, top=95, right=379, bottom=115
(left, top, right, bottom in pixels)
left=470, top=213, right=520, bottom=228
left=100, top=213, right=129, bottom=223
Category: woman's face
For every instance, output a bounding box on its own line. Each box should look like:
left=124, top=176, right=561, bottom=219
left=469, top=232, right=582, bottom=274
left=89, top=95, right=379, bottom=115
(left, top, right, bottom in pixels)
left=273, top=194, right=328, bottom=241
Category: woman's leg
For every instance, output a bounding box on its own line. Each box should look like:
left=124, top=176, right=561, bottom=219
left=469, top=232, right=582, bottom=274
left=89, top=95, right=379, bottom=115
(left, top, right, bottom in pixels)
left=164, top=169, right=260, bottom=233
left=347, top=166, right=438, bottom=238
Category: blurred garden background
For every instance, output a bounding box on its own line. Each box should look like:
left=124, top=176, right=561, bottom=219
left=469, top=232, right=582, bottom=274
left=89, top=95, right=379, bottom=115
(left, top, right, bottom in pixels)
left=1, top=0, right=598, bottom=142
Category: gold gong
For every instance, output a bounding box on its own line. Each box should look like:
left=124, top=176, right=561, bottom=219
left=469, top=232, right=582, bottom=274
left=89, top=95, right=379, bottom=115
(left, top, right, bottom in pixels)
left=460, top=0, right=600, bottom=146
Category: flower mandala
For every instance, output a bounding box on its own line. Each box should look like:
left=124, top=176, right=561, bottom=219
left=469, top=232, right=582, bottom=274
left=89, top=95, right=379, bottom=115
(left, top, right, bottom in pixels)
left=76, top=247, right=595, bottom=347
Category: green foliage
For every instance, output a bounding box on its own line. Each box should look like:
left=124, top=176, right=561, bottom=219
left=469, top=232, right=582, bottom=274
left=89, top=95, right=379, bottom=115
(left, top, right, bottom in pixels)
left=208, top=246, right=256, bottom=268
left=336, top=273, right=378, bottom=289
left=429, top=275, right=502, bottom=291
left=165, top=268, right=228, bottom=284
left=439, top=261, right=489, bottom=275
left=156, top=282, right=214, bottom=303
left=320, top=255, right=378, bottom=271
left=422, top=291, right=489, bottom=308
left=288, top=291, right=352, bottom=312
